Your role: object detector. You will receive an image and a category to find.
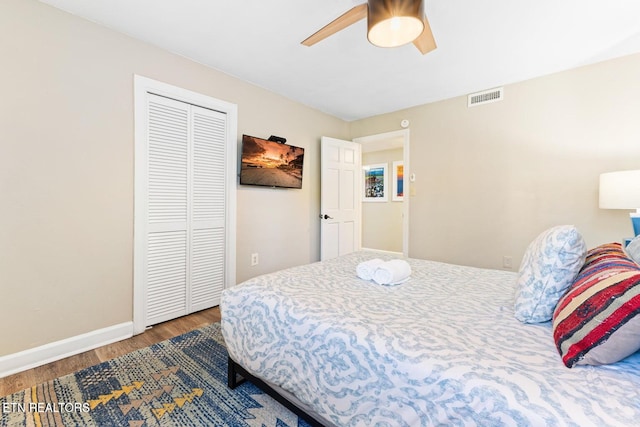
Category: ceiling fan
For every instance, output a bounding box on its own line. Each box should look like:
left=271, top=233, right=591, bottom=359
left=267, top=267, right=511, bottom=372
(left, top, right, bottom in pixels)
left=301, top=0, right=436, bottom=55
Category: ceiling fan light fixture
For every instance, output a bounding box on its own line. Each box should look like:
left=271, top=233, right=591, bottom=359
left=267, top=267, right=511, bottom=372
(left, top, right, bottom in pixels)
left=367, top=0, right=425, bottom=48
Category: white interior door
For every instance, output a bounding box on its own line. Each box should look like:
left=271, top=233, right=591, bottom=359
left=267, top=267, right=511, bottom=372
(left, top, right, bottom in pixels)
left=141, top=96, right=228, bottom=326
left=189, top=105, right=228, bottom=313
left=145, top=95, right=190, bottom=324
left=320, top=137, right=361, bottom=260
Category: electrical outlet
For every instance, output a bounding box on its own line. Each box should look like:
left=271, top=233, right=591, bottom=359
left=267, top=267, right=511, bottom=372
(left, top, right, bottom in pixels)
left=251, top=253, right=259, bottom=266
left=502, top=256, right=513, bottom=269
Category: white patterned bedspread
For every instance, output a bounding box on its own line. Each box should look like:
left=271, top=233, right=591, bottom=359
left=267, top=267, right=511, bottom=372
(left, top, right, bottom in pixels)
left=220, top=252, right=640, bottom=427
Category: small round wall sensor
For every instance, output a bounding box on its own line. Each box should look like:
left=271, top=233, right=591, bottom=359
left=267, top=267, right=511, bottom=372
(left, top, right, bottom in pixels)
left=400, top=119, right=409, bottom=128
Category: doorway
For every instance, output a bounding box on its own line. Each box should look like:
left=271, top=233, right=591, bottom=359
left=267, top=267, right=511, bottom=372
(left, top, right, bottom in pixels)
left=354, top=129, right=409, bottom=256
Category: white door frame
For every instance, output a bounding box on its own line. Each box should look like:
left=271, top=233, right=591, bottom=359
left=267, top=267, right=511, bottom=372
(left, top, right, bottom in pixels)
left=353, top=129, right=410, bottom=256
left=133, top=75, right=237, bottom=335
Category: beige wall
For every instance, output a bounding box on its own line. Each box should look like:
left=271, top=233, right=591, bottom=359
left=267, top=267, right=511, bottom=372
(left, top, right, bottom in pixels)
left=351, top=53, right=640, bottom=270
left=362, top=148, right=403, bottom=252
left=0, top=0, right=348, bottom=357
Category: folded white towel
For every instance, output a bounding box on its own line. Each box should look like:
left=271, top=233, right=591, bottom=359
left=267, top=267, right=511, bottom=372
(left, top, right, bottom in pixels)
left=373, top=259, right=412, bottom=285
left=356, top=258, right=384, bottom=281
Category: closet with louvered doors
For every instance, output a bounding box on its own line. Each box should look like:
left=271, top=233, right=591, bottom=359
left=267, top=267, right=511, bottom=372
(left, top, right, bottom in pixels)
left=139, top=93, right=228, bottom=327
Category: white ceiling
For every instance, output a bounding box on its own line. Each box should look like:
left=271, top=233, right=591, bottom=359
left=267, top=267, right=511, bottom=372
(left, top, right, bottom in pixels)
left=40, top=0, right=640, bottom=121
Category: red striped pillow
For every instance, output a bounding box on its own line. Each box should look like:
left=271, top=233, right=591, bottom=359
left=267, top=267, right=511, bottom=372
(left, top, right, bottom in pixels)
left=552, top=243, right=640, bottom=368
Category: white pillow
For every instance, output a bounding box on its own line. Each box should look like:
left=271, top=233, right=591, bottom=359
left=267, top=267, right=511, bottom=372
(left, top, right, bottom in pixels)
left=625, top=235, right=640, bottom=265
left=514, top=225, right=587, bottom=323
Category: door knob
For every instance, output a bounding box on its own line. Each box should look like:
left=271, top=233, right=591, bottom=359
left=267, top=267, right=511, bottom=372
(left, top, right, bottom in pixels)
left=319, top=214, right=333, bottom=220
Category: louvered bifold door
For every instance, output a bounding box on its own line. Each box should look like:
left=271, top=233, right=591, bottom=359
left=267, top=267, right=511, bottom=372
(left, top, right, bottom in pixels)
left=145, top=94, right=190, bottom=325
left=189, top=106, right=226, bottom=312
left=142, top=94, right=228, bottom=327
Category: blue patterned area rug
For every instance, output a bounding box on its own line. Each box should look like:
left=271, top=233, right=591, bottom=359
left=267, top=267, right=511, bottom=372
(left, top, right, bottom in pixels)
left=0, top=323, right=311, bottom=427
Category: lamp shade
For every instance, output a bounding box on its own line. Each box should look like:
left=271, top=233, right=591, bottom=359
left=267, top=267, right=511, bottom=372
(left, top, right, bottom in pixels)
left=367, top=0, right=424, bottom=48
left=599, top=170, right=640, bottom=210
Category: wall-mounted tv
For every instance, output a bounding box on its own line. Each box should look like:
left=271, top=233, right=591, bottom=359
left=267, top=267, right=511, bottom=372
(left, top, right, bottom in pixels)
left=239, top=134, right=305, bottom=189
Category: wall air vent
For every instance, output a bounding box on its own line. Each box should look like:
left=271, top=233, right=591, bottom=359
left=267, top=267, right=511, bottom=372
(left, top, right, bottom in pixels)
left=467, top=87, right=504, bottom=107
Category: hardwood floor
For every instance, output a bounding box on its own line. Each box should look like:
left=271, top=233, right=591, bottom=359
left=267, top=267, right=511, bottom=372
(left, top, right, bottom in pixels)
left=0, top=307, right=221, bottom=397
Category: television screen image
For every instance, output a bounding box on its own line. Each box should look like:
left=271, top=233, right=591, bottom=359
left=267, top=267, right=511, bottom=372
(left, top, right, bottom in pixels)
left=239, top=135, right=304, bottom=189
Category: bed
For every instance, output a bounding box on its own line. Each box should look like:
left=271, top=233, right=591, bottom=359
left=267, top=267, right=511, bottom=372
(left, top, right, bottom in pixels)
left=220, top=246, right=640, bottom=426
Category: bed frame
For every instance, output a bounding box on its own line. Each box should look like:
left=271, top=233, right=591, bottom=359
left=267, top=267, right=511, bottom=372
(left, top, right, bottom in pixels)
left=227, top=357, right=328, bottom=427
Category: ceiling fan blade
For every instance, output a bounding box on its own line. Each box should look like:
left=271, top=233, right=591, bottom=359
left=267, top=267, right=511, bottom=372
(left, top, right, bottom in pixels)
left=301, top=3, right=368, bottom=47
left=413, top=14, right=437, bottom=55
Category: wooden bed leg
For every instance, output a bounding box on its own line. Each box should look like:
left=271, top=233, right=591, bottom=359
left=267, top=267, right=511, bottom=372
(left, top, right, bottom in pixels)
left=227, top=356, right=246, bottom=389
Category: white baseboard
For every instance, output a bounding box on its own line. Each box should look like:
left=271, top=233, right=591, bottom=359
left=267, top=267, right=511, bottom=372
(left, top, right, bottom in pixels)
left=361, top=247, right=404, bottom=256
left=0, top=322, right=134, bottom=379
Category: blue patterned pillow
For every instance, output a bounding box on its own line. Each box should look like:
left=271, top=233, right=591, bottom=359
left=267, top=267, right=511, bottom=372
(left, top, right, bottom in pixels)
left=514, top=225, right=587, bottom=323
left=625, top=235, right=640, bottom=265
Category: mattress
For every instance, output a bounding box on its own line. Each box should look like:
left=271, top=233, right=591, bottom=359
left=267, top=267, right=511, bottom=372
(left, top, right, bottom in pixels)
left=220, top=251, right=640, bottom=426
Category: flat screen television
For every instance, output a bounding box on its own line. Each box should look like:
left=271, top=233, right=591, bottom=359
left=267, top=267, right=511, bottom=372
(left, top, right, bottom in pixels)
left=239, top=135, right=305, bottom=189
